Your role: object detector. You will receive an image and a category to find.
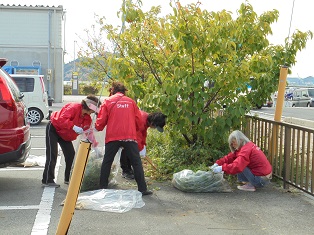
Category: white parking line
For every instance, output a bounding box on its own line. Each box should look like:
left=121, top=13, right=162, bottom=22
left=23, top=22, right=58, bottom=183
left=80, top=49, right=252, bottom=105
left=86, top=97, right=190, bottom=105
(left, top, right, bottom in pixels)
left=31, top=157, right=61, bottom=235
left=0, top=168, right=43, bottom=171
left=0, top=205, right=40, bottom=210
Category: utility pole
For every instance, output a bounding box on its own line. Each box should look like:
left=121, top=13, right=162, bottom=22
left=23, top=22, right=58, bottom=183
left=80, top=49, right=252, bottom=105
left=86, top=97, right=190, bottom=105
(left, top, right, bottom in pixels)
left=72, top=40, right=78, bottom=95
left=73, top=40, right=76, bottom=72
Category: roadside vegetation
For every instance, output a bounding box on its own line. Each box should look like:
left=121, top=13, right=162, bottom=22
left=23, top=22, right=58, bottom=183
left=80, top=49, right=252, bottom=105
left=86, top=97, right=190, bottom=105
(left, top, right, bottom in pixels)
left=76, top=0, right=312, bottom=179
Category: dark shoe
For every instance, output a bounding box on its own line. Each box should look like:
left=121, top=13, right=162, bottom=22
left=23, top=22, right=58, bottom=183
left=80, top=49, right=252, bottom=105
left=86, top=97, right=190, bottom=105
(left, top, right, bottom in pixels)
left=64, top=180, right=69, bottom=185
left=42, top=182, right=60, bottom=188
left=122, top=172, right=134, bottom=180
left=141, top=190, right=153, bottom=196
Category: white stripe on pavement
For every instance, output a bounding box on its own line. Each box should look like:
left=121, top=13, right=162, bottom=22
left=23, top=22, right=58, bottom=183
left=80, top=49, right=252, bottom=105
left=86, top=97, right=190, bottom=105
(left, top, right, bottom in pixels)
left=0, top=168, right=44, bottom=171
left=0, top=205, right=40, bottom=210
left=31, top=157, right=61, bottom=235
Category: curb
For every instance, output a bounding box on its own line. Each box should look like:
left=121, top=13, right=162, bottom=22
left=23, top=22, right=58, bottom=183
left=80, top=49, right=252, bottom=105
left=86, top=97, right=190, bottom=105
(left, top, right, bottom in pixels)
left=284, top=117, right=314, bottom=129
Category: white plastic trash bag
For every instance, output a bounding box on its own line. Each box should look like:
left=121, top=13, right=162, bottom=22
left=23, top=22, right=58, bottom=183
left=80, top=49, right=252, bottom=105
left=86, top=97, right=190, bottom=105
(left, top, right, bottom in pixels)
left=23, top=155, right=46, bottom=167
left=75, top=189, right=145, bottom=213
left=172, top=169, right=232, bottom=193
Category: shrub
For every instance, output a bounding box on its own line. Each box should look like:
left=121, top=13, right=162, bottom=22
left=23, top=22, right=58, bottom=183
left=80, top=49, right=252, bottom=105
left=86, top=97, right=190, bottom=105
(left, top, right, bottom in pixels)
left=64, top=85, right=72, bottom=95
left=80, top=84, right=99, bottom=95
left=146, top=126, right=229, bottom=180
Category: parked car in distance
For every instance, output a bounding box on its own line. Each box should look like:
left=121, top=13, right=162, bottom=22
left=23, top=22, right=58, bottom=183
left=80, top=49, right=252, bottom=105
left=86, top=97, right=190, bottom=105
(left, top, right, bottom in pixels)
left=263, top=99, right=273, bottom=107
left=10, top=74, right=50, bottom=125
left=0, top=58, right=31, bottom=166
left=291, top=88, right=313, bottom=107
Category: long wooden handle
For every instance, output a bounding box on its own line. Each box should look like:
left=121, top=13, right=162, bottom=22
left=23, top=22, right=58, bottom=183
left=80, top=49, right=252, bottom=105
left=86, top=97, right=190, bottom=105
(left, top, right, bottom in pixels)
left=144, top=155, right=157, bottom=170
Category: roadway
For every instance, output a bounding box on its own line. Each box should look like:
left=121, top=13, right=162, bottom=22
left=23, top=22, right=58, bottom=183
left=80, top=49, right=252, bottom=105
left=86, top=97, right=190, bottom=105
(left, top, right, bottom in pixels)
left=250, top=106, right=314, bottom=122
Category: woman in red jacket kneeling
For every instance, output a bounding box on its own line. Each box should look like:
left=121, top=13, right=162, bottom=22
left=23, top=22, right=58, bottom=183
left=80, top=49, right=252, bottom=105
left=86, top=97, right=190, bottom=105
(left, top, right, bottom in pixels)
left=210, top=130, right=272, bottom=192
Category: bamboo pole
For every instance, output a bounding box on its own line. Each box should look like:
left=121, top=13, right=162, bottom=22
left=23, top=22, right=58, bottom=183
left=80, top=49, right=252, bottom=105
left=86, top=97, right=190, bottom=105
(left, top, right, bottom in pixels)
left=271, top=66, right=288, bottom=163
left=274, top=66, right=288, bottom=122
left=56, top=140, right=91, bottom=235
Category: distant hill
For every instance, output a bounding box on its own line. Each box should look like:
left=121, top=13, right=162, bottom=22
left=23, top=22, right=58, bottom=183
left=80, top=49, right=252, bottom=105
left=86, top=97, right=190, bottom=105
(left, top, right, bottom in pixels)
left=64, top=61, right=74, bottom=81
left=287, top=76, right=314, bottom=86
left=64, top=59, right=89, bottom=81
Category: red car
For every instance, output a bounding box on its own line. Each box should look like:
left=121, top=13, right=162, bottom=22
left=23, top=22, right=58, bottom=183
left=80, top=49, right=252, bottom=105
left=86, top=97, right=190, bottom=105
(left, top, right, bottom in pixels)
left=0, top=58, right=31, bottom=166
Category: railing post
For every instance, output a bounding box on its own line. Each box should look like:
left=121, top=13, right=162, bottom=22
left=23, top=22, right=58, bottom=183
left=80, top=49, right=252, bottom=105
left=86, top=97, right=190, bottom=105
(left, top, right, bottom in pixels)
left=283, top=127, right=291, bottom=190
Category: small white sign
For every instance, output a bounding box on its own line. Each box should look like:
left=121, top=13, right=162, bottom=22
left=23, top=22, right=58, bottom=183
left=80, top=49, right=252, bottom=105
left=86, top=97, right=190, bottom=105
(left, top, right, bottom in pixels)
left=73, top=80, right=78, bottom=90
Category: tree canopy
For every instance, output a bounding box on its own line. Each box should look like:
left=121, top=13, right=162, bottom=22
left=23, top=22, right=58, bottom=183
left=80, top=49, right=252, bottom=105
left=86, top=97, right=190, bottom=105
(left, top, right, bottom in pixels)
left=78, top=0, right=312, bottom=149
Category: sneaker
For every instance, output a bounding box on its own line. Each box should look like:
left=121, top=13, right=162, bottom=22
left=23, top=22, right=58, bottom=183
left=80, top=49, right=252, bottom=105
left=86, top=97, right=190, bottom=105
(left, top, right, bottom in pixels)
left=42, top=182, right=60, bottom=188
left=64, top=180, right=69, bottom=185
left=141, top=190, right=153, bottom=196
left=122, top=172, right=135, bottom=180
left=237, top=183, right=256, bottom=192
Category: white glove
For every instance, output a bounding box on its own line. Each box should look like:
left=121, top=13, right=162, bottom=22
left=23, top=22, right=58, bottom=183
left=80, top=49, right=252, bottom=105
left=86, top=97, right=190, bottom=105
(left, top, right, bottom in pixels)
left=209, top=163, right=218, bottom=170
left=94, top=147, right=102, bottom=157
left=213, top=166, right=223, bottom=173
left=139, top=145, right=146, bottom=158
left=73, top=125, right=83, bottom=134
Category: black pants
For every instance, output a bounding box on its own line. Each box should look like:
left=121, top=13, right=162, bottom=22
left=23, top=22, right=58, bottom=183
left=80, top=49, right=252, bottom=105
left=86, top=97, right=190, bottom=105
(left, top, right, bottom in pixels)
left=120, top=149, right=132, bottom=174
left=42, top=122, right=75, bottom=184
left=100, top=141, right=147, bottom=192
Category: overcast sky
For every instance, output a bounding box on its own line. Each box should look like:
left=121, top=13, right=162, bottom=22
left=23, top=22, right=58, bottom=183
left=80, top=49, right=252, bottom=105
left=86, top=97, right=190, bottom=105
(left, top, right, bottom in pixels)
left=3, top=0, right=313, bottom=78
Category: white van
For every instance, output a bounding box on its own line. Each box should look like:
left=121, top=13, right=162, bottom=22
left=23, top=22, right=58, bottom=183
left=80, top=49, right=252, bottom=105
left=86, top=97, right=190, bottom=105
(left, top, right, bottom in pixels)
left=10, top=74, right=50, bottom=125
left=291, top=88, right=313, bottom=107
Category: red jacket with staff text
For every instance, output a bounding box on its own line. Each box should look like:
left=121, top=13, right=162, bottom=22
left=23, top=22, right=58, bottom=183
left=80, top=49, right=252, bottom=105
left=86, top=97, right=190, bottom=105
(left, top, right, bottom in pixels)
left=50, top=103, right=92, bottom=141
left=216, top=141, right=272, bottom=176
left=95, top=92, right=143, bottom=144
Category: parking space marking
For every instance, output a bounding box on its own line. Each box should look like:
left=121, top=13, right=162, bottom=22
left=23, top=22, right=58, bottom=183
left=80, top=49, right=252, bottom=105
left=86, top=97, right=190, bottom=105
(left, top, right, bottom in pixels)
left=31, top=157, right=60, bottom=235
left=0, top=205, right=40, bottom=210
left=0, top=167, right=43, bottom=171
left=0, top=158, right=61, bottom=234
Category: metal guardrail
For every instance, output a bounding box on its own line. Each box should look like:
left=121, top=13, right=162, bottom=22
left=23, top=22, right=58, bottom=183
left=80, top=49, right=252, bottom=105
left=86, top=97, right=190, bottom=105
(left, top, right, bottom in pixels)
left=242, top=115, right=314, bottom=196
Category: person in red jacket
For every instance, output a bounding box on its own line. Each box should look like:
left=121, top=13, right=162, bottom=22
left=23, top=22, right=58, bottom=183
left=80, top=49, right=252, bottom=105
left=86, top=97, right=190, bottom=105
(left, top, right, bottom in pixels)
left=95, top=81, right=152, bottom=195
left=120, top=111, right=167, bottom=179
left=210, top=130, right=272, bottom=192
left=41, top=95, right=100, bottom=187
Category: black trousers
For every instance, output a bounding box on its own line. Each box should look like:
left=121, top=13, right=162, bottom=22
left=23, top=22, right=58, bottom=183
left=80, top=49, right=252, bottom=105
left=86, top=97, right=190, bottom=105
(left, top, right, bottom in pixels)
left=100, top=141, right=147, bottom=192
left=42, top=122, right=75, bottom=184
left=120, top=149, right=132, bottom=173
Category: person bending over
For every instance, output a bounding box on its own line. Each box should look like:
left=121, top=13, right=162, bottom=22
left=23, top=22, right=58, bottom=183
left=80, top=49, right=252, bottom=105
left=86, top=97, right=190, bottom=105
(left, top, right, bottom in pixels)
left=42, top=95, right=100, bottom=187
left=120, top=111, right=167, bottom=179
left=95, top=81, right=152, bottom=196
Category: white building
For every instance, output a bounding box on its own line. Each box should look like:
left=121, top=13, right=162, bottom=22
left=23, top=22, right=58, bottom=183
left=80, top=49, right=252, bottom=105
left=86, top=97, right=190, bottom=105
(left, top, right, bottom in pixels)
left=0, top=4, right=65, bottom=102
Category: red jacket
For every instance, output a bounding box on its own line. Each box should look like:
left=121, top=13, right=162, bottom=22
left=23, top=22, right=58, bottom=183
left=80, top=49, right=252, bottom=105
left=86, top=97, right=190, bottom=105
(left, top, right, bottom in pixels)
left=50, top=103, right=92, bottom=141
left=137, top=111, right=149, bottom=151
left=216, top=141, right=272, bottom=176
left=95, top=92, right=143, bottom=144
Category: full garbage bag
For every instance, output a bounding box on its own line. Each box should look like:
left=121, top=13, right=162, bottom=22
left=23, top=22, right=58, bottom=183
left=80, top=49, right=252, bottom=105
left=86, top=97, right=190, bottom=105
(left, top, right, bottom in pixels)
left=172, top=169, right=232, bottom=193
left=75, top=189, right=145, bottom=213
left=80, top=147, right=121, bottom=192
